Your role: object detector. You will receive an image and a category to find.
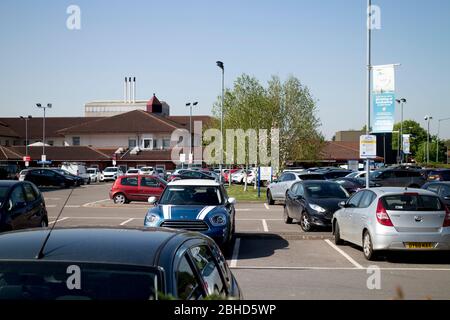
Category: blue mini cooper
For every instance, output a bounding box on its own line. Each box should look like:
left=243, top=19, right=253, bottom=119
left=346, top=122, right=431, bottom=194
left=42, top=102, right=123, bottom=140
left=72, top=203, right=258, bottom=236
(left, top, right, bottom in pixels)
left=144, top=179, right=236, bottom=246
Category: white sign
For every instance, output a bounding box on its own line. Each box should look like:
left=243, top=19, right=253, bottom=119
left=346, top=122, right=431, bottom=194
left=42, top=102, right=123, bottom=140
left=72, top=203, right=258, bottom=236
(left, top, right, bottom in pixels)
left=373, top=65, right=395, bottom=93
left=188, top=153, right=193, bottom=164
left=402, top=134, right=411, bottom=155
left=112, top=160, right=117, bottom=166
left=25, top=161, right=29, bottom=167
left=180, top=153, right=186, bottom=163
left=41, top=155, right=46, bottom=162
left=259, top=167, right=272, bottom=181
left=360, top=135, right=377, bottom=159
left=348, top=160, right=359, bottom=171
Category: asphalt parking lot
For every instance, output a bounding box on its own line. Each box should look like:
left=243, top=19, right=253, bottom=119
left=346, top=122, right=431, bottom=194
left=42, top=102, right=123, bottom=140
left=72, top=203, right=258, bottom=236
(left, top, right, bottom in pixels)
left=43, top=183, right=450, bottom=300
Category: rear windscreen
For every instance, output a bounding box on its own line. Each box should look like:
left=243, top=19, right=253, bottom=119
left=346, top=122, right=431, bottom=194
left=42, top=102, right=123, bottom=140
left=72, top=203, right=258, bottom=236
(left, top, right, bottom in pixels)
left=382, top=195, right=444, bottom=211
left=300, top=174, right=325, bottom=181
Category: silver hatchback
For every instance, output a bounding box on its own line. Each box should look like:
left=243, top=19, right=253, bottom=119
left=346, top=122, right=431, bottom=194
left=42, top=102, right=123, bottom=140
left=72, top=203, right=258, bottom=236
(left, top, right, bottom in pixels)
left=332, top=187, right=450, bottom=260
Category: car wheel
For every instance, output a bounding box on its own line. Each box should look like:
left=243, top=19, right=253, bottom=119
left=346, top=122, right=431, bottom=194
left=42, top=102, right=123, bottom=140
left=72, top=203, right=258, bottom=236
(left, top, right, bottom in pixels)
left=300, top=211, right=313, bottom=232
left=334, top=221, right=344, bottom=245
left=363, top=231, right=378, bottom=261
left=267, top=190, right=275, bottom=205
left=283, top=206, right=293, bottom=224
left=113, top=193, right=127, bottom=205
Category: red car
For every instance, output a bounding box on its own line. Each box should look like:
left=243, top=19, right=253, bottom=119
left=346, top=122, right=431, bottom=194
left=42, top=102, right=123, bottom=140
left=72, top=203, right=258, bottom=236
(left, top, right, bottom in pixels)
left=110, top=175, right=167, bottom=204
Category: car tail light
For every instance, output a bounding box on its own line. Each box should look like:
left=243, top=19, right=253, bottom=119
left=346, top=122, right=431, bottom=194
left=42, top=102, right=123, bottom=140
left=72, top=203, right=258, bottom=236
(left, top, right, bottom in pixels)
left=376, top=198, right=394, bottom=227
left=444, top=205, right=450, bottom=227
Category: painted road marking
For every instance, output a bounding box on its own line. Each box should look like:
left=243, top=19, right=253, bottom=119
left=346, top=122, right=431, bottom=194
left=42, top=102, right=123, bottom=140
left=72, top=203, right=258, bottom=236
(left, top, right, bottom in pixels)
left=230, top=238, right=241, bottom=268
left=324, top=239, right=364, bottom=269
left=48, top=217, right=70, bottom=225
left=65, top=205, right=81, bottom=208
left=264, top=203, right=270, bottom=210
left=262, top=219, right=269, bottom=232
left=47, top=205, right=57, bottom=208
left=231, top=266, right=450, bottom=271
left=120, top=218, right=135, bottom=226
left=44, top=197, right=61, bottom=201
left=82, top=199, right=110, bottom=207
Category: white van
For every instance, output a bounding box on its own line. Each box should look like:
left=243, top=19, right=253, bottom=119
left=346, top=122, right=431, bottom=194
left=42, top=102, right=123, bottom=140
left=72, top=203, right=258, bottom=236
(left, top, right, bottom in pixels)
left=61, top=163, right=91, bottom=184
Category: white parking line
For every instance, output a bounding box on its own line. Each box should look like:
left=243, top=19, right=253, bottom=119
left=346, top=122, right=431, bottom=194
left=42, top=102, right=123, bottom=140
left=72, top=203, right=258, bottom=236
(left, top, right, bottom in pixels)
left=264, top=203, right=270, bottom=210
left=120, top=218, right=135, bottom=226
left=231, top=266, right=450, bottom=271
left=44, top=197, right=61, bottom=201
left=48, top=217, right=70, bottom=225
left=46, top=205, right=57, bottom=208
left=230, top=238, right=241, bottom=268
left=262, top=219, right=269, bottom=232
left=65, top=205, right=81, bottom=208
left=235, top=209, right=251, bottom=212
left=82, top=199, right=110, bottom=207
left=324, top=239, right=364, bottom=269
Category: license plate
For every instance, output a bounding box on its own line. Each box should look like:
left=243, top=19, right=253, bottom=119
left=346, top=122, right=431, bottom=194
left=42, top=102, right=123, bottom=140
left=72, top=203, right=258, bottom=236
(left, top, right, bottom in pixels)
left=405, top=242, right=435, bottom=249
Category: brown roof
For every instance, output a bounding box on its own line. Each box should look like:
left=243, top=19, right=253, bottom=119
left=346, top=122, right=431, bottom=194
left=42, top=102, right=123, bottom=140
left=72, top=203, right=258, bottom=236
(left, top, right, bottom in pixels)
left=0, top=117, right=102, bottom=139
left=58, top=110, right=186, bottom=135
left=7, top=146, right=111, bottom=162
left=167, top=116, right=213, bottom=128
left=0, top=146, right=22, bottom=161
left=319, top=142, right=383, bottom=161
left=119, top=149, right=173, bottom=162
left=0, top=122, right=19, bottom=138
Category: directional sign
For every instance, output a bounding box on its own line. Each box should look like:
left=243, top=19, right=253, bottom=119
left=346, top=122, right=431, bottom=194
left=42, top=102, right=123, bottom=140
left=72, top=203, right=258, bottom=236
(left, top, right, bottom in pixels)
left=360, top=135, right=377, bottom=159
left=23, top=156, right=31, bottom=162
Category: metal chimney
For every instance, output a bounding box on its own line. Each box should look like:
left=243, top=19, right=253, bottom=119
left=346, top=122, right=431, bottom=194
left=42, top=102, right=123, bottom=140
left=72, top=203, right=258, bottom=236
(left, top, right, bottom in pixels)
left=124, top=77, right=128, bottom=103
left=128, top=77, right=132, bottom=103
left=133, top=77, right=136, bottom=103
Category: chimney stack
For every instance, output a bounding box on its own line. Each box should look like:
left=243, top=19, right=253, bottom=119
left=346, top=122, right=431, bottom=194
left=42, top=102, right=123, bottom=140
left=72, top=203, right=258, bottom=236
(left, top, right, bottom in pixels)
left=132, top=77, right=136, bottom=103
left=124, top=77, right=128, bottom=103
left=128, top=77, right=132, bottom=103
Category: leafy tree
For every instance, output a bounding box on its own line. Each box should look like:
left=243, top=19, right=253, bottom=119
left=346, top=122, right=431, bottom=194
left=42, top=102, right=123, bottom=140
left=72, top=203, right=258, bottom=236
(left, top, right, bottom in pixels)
left=391, top=120, right=427, bottom=157
left=415, top=140, right=448, bottom=164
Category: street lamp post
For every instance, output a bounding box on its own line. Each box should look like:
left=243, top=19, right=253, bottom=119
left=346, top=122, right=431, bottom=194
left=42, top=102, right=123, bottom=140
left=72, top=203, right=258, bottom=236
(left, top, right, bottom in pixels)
left=36, top=103, right=52, bottom=166
left=186, top=101, right=198, bottom=167
left=437, top=117, right=450, bottom=163
left=216, top=61, right=224, bottom=183
left=20, top=115, right=32, bottom=163
left=395, top=98, right=407, bottom=164
left=365, top=0, right=372, bottom=189
left=424, top=115, right=433, bottom=164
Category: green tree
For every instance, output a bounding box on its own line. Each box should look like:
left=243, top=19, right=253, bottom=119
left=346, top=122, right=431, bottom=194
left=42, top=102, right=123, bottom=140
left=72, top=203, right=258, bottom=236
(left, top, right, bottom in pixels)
left=415, top=140, right=448, bottom=164
left=391, top=120, right=427, bottom=157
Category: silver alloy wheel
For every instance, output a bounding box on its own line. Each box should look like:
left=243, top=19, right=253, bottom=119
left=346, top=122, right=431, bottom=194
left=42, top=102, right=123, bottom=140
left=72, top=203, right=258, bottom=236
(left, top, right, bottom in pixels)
left=301, top=212, right=310, bottom=230
left=363, top=233, right=372, bottom=257
left=114, top=194, right=126, bottom=205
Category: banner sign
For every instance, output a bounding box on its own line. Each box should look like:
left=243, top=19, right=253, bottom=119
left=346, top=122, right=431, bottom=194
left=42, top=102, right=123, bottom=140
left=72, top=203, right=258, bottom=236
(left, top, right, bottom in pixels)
left=373, top=65, right=395, bottom=93
left=372, top=92, right=395, bottom=133
left=402, top=134, right=411, bottom=155
left=360, top=135, right=377, bottom=159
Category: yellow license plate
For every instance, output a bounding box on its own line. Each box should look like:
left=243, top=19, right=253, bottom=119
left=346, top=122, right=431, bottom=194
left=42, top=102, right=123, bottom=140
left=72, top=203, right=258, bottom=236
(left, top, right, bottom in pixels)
left=405, top=243, right=435, bottom=249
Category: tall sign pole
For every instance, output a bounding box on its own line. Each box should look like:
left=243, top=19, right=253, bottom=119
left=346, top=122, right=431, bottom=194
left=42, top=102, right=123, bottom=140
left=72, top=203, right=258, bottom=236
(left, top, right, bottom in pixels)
left=366, top=0, right=372, bottom=189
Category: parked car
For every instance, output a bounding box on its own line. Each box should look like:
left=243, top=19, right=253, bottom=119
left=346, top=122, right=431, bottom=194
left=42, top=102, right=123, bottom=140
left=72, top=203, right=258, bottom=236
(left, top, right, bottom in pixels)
left=0, top=164, right=20, bottom=180
left=426, top=169, right=450, bottom=182
left=332, top=188, right=450, bottom=260
left=345, top=171, right=367, bottom=179
left=167, top=170, right=218, bottom=182
left=145, top=179, right=236, bottom=247
left=231, top=169, right=254, bottom=184
left=155, top=168, right=165, bottom=180
left=86, top=167, right=101, bottom=182
left=52, top=168, right=84, bottom=186
left=0, top=180, right=48, bottom=232
left=126, top=168, right=140, bottom=175
left=267, top=172, right=326, bottom=205
left=422, top=182, right=450, bottom=207
left=138, top=167, right=154, bottom=176
left=334, top=177, right=380, bottom=194
left=60, top=163, right=90, bottom=185
left=19, top=168, right=80, bottom=188
left=110, top=175, right=167, bottom=204
left=0, top=227, right=242, bottom=300
left=101, top=167, right=124, bottom=182
left=370, top=169, right=426, bottom=188
left=318, top=169, right=353, bottom=180
left=284, top=180, right=349, bottom=231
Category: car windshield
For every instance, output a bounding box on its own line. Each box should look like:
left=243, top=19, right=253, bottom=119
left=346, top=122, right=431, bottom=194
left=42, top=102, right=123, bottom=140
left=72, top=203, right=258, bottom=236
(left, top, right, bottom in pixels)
left=382, top=194, right=444, bottom=211
left=299, top=174, right=325, bottom=181
left=87, top=169, right=96, bottom=174
left=0, top=262, right=159, bottom=300
left=54, top=169, right=71, bottom=176
left=141, top=168, right=152, bottom=172
left=370, top=171, right=383, bottom=179
left=159, top=186, right=223, bottom=205
left=345, top=172, right=359, bottom=178
left=104, top=168, right=117, bottom=172
left=304, top=183, right=349, bottom=199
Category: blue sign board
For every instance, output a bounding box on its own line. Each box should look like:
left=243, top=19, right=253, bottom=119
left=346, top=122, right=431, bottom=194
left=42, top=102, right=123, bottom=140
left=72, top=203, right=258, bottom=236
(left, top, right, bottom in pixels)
left=372, top=92, right=395, bottom=133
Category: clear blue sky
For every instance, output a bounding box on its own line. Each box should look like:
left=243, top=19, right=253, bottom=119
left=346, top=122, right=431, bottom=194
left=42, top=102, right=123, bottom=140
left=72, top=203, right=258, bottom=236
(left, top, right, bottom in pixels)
left=1, top=0, right=449, bottom=139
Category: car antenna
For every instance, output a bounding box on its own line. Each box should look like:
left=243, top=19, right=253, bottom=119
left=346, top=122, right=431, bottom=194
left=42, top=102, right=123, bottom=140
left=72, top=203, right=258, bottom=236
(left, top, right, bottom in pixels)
left=35, top=187, right=75, bottom=260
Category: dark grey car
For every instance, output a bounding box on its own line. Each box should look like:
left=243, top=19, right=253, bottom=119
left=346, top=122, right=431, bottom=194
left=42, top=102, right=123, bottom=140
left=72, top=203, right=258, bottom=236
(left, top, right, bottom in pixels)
left=371, top=169, right=426, bottom=188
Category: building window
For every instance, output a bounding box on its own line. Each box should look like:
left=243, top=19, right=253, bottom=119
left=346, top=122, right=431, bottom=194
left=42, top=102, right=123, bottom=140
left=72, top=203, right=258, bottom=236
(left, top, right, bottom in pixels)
left=143, top=139, right=153, bottom=150
left=48, top=140, right=54, bottom=146
left=128, top=139, right=137, bottom=148
left=163, top=139, right=171, bottom=150
left=153, top=139, right=158, bottom=149
left=5, top=140, right=10, bottom=147
left=72, top=137, right=81, bottom=146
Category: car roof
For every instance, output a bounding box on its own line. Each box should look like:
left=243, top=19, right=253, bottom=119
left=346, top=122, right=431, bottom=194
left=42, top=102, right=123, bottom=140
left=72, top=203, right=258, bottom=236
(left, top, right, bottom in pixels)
left=168, top=179, right=220, bottom=187
left=0, top=180, right=22, bottom=187
left=0, top=227, right=193, bottom=266
left=424, top=181, right=450, bottom=186
left=369, top=187, right=437, bottom=197
left=300, top=180, right=338, bottom=185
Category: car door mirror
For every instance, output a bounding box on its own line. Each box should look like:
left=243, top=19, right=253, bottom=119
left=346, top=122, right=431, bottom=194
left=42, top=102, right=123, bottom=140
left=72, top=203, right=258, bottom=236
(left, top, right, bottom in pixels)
left=338, top=201, right=347, bottom=208
left=148, top=197, right=157, bottom=205
left=228, top=197, right=237, bottom=205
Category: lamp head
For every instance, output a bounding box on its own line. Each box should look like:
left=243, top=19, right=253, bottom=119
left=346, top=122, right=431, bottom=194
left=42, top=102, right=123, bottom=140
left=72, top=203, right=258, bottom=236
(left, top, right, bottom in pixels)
left=216, top=61, right=224, bottom=70
left=193, top=102, right=198, bottom=106
left=47, top=103, right=52, bottom=108
left=36, top=103, right=42, bottom=108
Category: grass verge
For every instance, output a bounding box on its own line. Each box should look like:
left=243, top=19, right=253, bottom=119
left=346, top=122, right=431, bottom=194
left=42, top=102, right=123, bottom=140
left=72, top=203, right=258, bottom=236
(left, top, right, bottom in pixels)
left=224, top=184, right=267, bottom=202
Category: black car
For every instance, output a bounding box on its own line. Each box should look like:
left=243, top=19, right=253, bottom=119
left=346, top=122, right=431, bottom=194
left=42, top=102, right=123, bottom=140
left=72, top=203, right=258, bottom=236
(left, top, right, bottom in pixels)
left=284, top=181, right=349, bottom=231
left=370, top=169, right=426, bottom=188
left=426, top=169, right=450, bottom=182
left=20, top=168, right=80, bottom=188
left=422, top=182, right=450, bottom=206
left=0, top=227, right=242, bottom=300
left=334, top=177, right=380, bottom=194
left=52, top=168, right=84, bottom=185
left=320, top=170, right=353, bottom=180
left=168, top=170, right=217, bottom=182
left=0, top=181, right=48, bottom=232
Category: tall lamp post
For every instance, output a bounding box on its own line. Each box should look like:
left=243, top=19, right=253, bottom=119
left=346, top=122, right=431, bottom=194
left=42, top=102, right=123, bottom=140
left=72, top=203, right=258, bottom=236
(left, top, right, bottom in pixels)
left=424, top=115, right=433, bottom=164
left=364, top=0, right=372, bottom=189
left=20, top=115, right=32, bottom=165
left=395, top=98, right=407, bottom=164
left=186, top=101, right=198, bottom=167
left=216, top=61, right=224, bottom=183
left=437, top=117, right=450, bottom=163
left=36, top=103, right=52, bottom=166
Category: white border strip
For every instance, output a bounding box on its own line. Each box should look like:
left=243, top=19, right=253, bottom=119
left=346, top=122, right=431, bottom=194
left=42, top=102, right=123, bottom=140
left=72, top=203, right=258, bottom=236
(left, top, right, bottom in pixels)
left=120, top=218, right=135, bottom=226
left=262, top=219, right=269, bottom=232
left=48, top=217, right=70, bottom=225
left=230, top=238, right=241, bottom=268
left=325, top=239, right=364, bottom=269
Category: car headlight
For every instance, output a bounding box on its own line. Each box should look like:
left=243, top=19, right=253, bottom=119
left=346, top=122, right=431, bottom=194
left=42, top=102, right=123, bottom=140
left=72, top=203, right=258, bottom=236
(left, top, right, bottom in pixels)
left=309, top=204, right=326, bottom=213
left=209, top=214, right=227, bottom=227
left=145, top=213, right=161, bottom=227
